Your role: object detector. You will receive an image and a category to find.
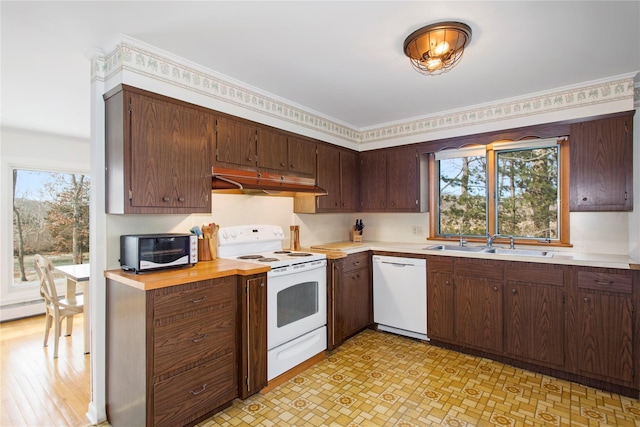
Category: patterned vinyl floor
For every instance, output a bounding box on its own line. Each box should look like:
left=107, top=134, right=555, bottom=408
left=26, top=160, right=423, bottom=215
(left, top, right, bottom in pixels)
left=197, top=329, right=640, bottom=427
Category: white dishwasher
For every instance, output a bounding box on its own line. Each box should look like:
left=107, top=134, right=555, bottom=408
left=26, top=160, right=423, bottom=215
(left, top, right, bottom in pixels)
left=373, top=255, right=428, bottom=340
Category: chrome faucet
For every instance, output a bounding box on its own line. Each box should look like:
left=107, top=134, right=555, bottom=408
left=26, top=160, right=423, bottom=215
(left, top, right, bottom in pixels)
left=487, top=233, right=501, bottom=248
left=458, top=225, right=467, bottom=247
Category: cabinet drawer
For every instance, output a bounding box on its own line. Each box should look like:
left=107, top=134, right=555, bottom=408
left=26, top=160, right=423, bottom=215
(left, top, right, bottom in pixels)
left=506, top=262, right=564, bottom=286
left=343, top=252, right=370, bottom=272
left=153, top=353, right=236, bottom=427
left=154, top=304, right=235, bottom=375
left=153, top=277, right=235, bottom=320
left=454, top=258, right=504, bottom=280
left=577, top=270, right=632, bottom=294
left=427, top=255, right=454, bottom=274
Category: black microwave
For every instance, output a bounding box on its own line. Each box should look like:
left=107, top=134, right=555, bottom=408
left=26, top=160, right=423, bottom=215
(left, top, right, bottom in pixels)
left=120, top=233, right=198, bottom=273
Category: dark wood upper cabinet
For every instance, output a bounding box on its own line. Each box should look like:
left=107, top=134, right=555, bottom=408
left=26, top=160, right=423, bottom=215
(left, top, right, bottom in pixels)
left=359, top=150, right=387, bottom=210
left=287, top=136, right=316, bottom=177
left=256, top=128, right=288, bottom=172
left=316, top=143, right=341, bottom=211
left=105, top=86, right=212, bottom=214
left=570, top=113, right=634, bottom=211
left=215, top=116, right=257, bottom=169
left=295, top=143, right=359, bottom=213
left=340, top=149, right=359, bottom=211
left=214, top=118, right=315, bottom=178
left=360, top=146, right=421, bottom=212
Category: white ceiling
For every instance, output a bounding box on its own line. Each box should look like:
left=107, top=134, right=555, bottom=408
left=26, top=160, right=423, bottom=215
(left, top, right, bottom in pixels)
left=1, top=1, right=639, bottom=140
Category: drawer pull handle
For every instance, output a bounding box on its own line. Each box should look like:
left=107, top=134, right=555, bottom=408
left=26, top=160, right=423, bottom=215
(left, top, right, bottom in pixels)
left=594, top=280, right=614, bottom=286
left=190, top=296, right=207, bottom=303
left=584, top=297, right=590, bottom=303
left=191, top=334, right=208, bottom=343
left=353, top=261, right=360, bottom=266
left=512, top=289, right=517, bottom=294
left=189, top=383, right=207, bottom=396
left=162, top=196, right=170, bottom=202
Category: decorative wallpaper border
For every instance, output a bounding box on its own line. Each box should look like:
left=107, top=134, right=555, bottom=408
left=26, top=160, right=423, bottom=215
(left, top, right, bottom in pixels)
left=91, top=41, right=637, bottom=145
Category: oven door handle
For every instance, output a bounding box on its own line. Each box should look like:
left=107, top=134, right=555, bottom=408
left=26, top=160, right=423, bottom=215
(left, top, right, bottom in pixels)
left=275, top=334, right=321, bottom=359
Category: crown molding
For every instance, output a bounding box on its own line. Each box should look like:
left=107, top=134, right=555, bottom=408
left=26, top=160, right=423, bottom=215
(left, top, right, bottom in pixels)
left=91, top=37, right=638, bottom=145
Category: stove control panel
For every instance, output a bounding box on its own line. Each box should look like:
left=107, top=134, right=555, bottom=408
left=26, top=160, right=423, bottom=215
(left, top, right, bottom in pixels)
left=218, top=224, right=284, bottom=245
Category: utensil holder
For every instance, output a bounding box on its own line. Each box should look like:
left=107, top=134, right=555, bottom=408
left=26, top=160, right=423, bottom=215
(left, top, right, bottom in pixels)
left=198, top=238, right=216, bottom=261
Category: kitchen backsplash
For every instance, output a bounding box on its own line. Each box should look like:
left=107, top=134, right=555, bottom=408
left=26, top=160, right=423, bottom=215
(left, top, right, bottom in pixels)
left=105, top=194, right=634, bottom=268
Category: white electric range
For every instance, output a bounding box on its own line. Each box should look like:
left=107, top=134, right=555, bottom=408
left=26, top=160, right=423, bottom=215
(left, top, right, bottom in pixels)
left=217, top=225, right=327, bottom=380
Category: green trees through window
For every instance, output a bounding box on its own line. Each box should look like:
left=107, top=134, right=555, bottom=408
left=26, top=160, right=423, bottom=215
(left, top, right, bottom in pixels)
left=436, top=139, right=561, bottom=241
left=12, top=170, right=90, bottom=286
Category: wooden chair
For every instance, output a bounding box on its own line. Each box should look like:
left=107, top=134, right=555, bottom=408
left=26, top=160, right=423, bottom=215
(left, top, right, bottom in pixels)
left=34, top=254, right=84, bottom=358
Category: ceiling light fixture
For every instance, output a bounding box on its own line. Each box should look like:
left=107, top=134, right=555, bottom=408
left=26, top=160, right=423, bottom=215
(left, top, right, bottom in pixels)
left=403, top=21, right=472, bottom=76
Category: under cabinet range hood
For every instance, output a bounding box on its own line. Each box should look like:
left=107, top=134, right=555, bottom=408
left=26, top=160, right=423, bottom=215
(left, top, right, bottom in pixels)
left=212, top=167, right=327, bottom=196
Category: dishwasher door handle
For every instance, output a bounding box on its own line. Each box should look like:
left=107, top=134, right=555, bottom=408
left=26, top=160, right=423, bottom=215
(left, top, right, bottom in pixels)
left=380, top=261, right=412, bottom=267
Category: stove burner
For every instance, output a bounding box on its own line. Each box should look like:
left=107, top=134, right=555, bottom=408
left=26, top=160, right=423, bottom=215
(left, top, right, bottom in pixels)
left=237, top=255, right=264, bottom=260
left=274, top=251, right=291, bottom=254
left=258, top=258, right=279, bottom=262
left=288, top=252, right=312, bottom=257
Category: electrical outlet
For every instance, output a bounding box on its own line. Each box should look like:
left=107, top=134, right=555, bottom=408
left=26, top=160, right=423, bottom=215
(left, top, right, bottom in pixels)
left=411, top=226, right=424, bottom=235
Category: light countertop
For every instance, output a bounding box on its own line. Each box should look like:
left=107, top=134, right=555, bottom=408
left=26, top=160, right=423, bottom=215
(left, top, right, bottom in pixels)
left=104, top=258, right=270, bottom=291
left=311, top=241, right=638, bottom=270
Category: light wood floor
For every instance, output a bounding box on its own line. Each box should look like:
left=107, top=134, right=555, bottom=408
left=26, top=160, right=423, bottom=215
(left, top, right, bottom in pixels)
left=1, top=314, right=90, bottom=427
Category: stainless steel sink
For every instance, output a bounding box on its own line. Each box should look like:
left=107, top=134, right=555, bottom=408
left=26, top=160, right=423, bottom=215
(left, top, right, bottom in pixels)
left=424, top=245, right=554, bottom=258
left=488, top=248, right=554, bottom=258
left=424, top=245, right=489, bottom=253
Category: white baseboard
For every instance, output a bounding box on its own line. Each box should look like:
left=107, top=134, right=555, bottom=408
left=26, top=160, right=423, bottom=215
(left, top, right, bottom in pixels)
left=0, top=300, right=45, bottom=322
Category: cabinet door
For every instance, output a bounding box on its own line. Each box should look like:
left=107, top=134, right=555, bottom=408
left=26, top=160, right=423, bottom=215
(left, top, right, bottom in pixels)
left=129, top=92, right=211, bottom=211
left=504, top=263, right=564, bottom=367
left=316, top=144, right=341, bottom=211
left=454, top=259, right=503, bottom=353
left=340, top=150, right=359, bottom=211
left=239, top=274, right=267, bottom=399
left=426, top=256, right=455, bottom=342
left=360, top=150, right=387, bottom=210
left=340, top=266, right=371, bottom=339
left=386, top=146, right=419, bottom=211
left=287, top=136, right=316, bottom=177
left=573, top=268, right=634, bottom=385
left=327, top=259, right=344, bottom=350
left=257, top=128, right=288, bottom=172
left=215, top=116, right=257, bottom=169
left=129, top=92, right=172, bottom=208
left=570, top=114, right=633, bottom=211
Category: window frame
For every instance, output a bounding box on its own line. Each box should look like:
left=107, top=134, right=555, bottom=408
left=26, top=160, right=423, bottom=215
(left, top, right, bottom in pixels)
left=428, top=138, right=571, bottom=247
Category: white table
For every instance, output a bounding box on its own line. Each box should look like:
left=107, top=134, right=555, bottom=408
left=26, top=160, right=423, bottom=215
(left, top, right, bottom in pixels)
left=55, top=263, right=90, bottom=354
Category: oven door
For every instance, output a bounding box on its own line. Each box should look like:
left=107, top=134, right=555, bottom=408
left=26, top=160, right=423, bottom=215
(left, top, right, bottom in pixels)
left=267, top=262, right=327, bottom=349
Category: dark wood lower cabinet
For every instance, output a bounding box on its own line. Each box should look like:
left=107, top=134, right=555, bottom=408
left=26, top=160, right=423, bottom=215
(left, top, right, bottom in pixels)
left=107, top=274, right=267, bottom=427
left=453, top=258, right=504, bottom=354
left=328, top=252, right=372, bottom=350
left=569, top=268, right=635, bottom=387
left=504, top=262, right=564, bottom=368
left=239, top=274, right=268, bottom=399
left=426, top=256, right=455, bottom=342
left=426, top=256, right=640, bottom=398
